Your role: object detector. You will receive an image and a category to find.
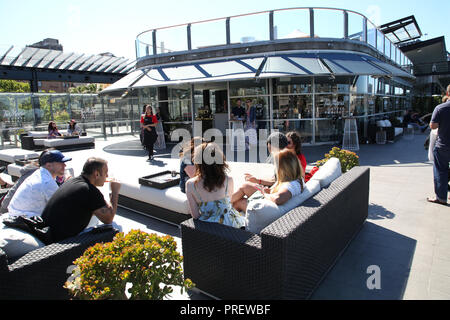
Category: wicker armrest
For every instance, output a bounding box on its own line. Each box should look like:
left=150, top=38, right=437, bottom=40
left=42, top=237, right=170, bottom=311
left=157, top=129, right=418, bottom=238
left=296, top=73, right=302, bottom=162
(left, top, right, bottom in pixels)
left=9, top=229, right=117, bottom=272
left=1, top=228, right=117, bottom=300
left=181, top=218, right=261, bottom=248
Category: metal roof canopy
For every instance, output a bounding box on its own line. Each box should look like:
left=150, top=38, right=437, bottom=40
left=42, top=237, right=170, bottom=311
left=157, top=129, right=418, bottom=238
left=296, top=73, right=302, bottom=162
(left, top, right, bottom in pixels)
left=379, top=15, right=422, bottom=44
left=101, top=51, right=414, bottom=94
left=400, top=36, right=447, bottom=64
left=400, top=36, right=449, bottom=76
left=0, top=45, right=135, bottom=91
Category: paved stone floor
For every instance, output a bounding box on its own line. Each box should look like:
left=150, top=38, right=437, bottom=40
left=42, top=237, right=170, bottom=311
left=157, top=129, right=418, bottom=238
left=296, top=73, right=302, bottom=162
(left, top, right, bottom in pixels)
left=4, top=130, right=447, bottom=300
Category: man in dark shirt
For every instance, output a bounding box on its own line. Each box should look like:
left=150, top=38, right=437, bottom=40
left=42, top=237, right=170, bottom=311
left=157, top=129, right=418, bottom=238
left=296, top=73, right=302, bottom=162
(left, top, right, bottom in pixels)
left=42, top=157, right=121, bottom=242
left=427, top=85, right=450, bottom=205
left=231, top=98, right=246, bottom=120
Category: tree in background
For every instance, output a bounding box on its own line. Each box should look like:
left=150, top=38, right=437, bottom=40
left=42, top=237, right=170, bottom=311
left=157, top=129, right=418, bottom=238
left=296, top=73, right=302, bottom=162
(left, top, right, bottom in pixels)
left=69, top=83, right=99, bottom=94
left=0, top=80, right=30, bottom=93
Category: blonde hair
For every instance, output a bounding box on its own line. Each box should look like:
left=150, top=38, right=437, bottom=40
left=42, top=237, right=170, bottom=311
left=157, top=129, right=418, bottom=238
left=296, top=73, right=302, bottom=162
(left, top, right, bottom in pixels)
left=272, top=149, right=304, bottom=194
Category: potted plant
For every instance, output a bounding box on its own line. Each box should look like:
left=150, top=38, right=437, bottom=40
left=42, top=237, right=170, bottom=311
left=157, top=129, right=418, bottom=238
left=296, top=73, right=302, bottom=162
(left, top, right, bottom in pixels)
left=316, top=147, right=359, bottom=173
left=65, top=229, right=194, bottom=300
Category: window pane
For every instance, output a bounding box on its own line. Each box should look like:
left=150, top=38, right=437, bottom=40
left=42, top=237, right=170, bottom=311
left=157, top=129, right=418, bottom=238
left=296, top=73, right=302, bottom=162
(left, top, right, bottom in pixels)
left=274, top=9, right=310, bottom=40
left=350, top=95, right=366, bottom=116
left=273, top=77, right=312, bottom=94
left=315, top=118, right=343, bottom=142
left=314, top=9, right=344, bottom=38
left=273, top=95, right=312, bottom=119
left=315, top=94, right=349, bottom=118
left=229, top=80, right=267, bottom=96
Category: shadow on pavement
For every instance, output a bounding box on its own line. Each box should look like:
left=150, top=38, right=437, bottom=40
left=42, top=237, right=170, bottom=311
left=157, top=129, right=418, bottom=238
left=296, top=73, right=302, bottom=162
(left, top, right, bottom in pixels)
left=311, top=221, right=416, bottom=300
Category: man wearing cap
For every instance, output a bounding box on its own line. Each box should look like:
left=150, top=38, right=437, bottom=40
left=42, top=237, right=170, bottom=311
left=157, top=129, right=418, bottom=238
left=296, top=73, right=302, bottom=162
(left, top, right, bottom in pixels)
left=7, top=149, right=72, bottom=217
left=0, top=149, right=71, bottom=259
left=67, top=119, right=82, bottom=136
left=42, top=157, right=121, bottom=243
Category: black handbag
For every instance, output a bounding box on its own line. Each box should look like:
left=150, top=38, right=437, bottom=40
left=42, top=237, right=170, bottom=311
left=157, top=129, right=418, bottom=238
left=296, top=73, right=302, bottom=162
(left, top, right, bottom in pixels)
left=3, top=215, right=53, bottom=245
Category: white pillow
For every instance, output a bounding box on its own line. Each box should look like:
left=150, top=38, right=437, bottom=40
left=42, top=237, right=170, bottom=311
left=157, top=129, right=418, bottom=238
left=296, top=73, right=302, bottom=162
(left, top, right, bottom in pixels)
left=0, top=223, right=45, bottom=260
left=384, top=120, right=392, bottom=127
left=246, top=199, right=280, bottom=234
left=27, top=131, right=48, bottom=138
left=376, top=120, right=385, bottom=127
left=246, top=179, right=321, bottom=234
left=310, top=157, right=342, bottom=188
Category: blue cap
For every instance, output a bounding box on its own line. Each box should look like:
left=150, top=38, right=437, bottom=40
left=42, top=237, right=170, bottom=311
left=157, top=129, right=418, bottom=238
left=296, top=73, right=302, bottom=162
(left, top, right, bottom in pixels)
left=40, top=150, right=72, bottom=165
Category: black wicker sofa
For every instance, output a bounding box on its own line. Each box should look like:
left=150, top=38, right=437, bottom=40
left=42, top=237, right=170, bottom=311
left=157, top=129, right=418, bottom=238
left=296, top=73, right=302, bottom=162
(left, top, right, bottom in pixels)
left=181, top=166, right=370, bottom=300
left=0, top=227, right=118, bottom=300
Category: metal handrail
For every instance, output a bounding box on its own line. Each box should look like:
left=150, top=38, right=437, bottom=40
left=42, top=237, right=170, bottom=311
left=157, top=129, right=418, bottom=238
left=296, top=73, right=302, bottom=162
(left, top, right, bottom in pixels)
left=135, top=7, right=411, bottom=67
left=136, top=7, right=365, bottom=41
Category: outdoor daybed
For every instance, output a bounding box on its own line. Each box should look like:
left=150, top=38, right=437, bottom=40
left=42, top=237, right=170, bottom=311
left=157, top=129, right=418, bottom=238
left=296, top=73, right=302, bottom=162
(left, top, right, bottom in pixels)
left=0, top=148, right=39, bottom=168
left=181, top=164, right=370, bottom=299
left=0, top=226, right=118, bottom=300
left=21, top=131, right=94, bottom=151
left=20, top=131, right=48, bottom=150
left=35, top=136, right=95, bottom=151
left=118, top=161, right=276, bottom=226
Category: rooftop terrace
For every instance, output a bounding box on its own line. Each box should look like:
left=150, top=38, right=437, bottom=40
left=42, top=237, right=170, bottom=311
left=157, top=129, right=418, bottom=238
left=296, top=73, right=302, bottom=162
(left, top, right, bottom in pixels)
left=2, top=129, right=444, bottom=300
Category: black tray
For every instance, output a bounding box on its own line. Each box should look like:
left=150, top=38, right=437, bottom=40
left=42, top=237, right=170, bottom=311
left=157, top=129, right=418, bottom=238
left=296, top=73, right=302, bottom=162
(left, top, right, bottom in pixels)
left=139, top=171, right=180, bottom=189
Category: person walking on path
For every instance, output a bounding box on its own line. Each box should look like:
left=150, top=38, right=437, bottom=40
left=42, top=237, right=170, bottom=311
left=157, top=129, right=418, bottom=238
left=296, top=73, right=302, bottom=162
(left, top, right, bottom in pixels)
left=427, top=85, right=450, bottom=205
left=140, top=105, right=158, bottom=161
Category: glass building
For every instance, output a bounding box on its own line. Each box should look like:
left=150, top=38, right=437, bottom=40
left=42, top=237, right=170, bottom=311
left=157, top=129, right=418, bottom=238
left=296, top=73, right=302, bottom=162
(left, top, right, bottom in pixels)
left=102, top=7, right=415, bottom=144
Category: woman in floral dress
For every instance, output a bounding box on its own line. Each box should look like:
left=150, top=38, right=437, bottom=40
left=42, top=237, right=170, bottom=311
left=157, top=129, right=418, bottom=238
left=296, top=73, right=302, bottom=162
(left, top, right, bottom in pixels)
left=185, top=142, right=246, bottom=229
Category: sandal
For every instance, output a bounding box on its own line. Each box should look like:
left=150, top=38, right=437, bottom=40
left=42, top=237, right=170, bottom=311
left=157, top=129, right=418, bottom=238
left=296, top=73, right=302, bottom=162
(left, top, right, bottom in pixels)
left=427, top=197, right=448, bottom=206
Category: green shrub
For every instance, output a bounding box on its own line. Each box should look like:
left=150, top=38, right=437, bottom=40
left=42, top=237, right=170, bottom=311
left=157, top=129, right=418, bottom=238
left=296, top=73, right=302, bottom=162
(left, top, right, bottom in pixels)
left=316, top=147, right=360, bottom=173
left=65, top=229, right=194, bottom=300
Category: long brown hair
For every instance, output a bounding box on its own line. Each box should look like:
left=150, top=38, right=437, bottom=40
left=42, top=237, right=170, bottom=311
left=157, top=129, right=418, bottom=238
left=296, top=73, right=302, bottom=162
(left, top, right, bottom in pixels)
left=193, top=142, right=228, bottom=192
left=286, top=131, right=303, bottom=156
left=179, top=137, right=205, bottom=162
left=272, top=149, right=304, bottom=193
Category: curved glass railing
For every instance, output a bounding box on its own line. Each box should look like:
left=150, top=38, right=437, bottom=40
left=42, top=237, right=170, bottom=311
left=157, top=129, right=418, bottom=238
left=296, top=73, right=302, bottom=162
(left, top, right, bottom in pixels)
left=135, top=7, right=412, bottom=70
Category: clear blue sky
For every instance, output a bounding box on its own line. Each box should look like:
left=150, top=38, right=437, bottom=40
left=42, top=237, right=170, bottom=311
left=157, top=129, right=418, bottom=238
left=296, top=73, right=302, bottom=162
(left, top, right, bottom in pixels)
left=1, top=0, right=449, bottom=61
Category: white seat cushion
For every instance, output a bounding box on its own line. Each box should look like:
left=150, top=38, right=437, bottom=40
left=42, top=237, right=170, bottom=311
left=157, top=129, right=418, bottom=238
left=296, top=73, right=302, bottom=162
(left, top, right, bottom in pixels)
left=6, top=163, right=22, bottom=178
left=117, top=161, right=275, bottom=216
left=246, top=179, right=321, bottom=234
left=120, top=182, right=190, bottom=215
left=43, top=136, right=94, bottom=147
left=376, top=120, right=384, bottom=127
left=34, top=139, right=45, bottom=146
left=310, top=157, right=342, bottom=188
left=7, top=163, right=74, bottom=178
left=394, top=127, right=403, bottom=136
left=0, top=218, right=45, bottom=260
left=27, top=131, right=48, bottom=138
left=0, top=148, right=39, bottom=163
left=28, top=130, right=70, bottom=137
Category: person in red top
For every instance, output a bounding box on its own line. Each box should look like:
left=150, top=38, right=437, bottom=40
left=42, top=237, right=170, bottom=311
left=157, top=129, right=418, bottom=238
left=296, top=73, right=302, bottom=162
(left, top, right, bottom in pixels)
left=140, top=105, right=158, bottom=161
left=286, top=131, right=307, bottom=177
